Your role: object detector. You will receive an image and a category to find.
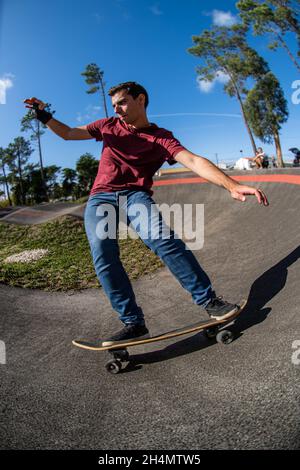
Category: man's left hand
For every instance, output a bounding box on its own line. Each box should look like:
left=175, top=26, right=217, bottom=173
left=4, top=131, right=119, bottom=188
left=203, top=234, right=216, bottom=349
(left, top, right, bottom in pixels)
left=230, top=185, right=269, bottom=206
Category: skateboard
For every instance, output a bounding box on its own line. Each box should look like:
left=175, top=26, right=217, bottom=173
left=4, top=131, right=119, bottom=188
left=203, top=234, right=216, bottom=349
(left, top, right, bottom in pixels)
left=72, top=299, right=247, bottom=374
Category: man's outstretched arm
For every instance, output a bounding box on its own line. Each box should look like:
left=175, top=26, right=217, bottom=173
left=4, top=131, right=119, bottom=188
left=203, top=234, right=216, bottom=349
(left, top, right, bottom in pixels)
left=174, top=149, right=269, bottom=206
left=23, top=97, right=93, bottom=140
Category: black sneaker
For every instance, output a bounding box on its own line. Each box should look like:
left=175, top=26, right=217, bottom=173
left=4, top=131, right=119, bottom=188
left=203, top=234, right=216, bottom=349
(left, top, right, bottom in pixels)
left=102, top=324, right=149, bottom=347
left=205, top=295, right=239, bottom=320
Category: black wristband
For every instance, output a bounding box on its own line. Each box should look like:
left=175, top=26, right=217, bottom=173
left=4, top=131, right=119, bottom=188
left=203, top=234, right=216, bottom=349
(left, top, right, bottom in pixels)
left=36, top=108, right=53, bottom=124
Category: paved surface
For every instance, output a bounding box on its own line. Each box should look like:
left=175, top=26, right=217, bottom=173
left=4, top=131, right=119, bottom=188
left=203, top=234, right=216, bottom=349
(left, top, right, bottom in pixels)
left=0, top=202, right=85, bottom=225
left=1, top=170, right=300, bottom=449
left=1, top=168, right=299, bottom=226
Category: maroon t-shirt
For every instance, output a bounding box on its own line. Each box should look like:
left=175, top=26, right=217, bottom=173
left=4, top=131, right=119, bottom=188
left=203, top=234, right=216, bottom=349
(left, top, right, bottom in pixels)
left=86, top=117, right=186, bottom=196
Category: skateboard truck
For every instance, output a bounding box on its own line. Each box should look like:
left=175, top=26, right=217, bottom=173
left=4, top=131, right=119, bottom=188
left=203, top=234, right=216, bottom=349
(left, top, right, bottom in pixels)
left=105, top=349, right=130, bottom=374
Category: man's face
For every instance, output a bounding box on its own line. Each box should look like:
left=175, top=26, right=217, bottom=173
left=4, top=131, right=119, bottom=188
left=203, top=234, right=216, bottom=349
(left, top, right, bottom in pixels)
left=111, top=90, right=145, bottom=124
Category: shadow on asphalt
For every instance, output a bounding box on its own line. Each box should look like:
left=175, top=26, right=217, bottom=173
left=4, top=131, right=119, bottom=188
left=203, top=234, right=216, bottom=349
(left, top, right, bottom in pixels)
left=121, top=245, right=300, bottom=374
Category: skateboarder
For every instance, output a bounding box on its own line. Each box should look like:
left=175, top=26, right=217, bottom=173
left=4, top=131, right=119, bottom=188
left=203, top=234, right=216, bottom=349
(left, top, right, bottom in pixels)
left=24, top=82, right=269, bottom=345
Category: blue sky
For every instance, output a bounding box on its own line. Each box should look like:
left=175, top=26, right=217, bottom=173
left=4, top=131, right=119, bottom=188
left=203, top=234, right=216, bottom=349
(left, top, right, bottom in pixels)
left=0, top=0, right=299, bottom=175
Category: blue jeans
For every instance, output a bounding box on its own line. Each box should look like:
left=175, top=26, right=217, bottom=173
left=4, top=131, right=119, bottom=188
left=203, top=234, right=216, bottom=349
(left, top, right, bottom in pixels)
left=84, top=190, right=212, bottom=325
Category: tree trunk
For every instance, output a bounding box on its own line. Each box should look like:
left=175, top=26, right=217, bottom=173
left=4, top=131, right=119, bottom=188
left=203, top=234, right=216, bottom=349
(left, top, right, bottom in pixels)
left=236, top=90, right=257, bottom=155
left=277, top=33, right=300, bottom=73
left=1, top=163, right=12, bottom=205
left=273, top=129, right=285, bottom=168
left=17, top=150, right=26, bottom=205
left=227, top=71, right=257, bottom=155
left=99, top=77, right=109, bottom=118
left=37, top=121, right=49, bottom=201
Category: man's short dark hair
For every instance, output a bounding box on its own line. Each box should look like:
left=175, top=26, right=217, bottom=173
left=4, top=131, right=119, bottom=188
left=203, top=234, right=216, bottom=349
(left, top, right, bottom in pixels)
left=108, top=82, right=149, bottom=109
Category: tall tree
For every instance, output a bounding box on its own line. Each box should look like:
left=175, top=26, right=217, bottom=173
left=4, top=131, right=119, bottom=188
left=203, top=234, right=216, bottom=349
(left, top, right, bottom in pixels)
left=237, top=0, right=300, bottom=72
left=20, top=103, right=55, bottom=201
left=0, top=147, right=12, bottom=205
left=24, top=163, right=55, bottom=204
left=23, top=163, right=40, bottom=204
left=188, top=25, right=269, bottom=154
left=81, top=63, right=109, bottom=117
left=244, top=72, right=289, bottom=167
left=7, top=137, right=33, bottom=205
left=62, top=168, right=77, bottom=200
left=76, top=153, right=98, bottom=194
left=44, top=165, right=61, bottom=199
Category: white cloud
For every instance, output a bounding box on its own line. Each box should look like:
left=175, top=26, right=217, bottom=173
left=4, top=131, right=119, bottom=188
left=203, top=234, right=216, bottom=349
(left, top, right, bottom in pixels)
left=76, top=105, right=101, bottom=123
left=215, top=70, right=230, bottom=83
left=0, top=74, right=14, bottom=105
left=212, top=9, right=237, bottom=27
left=149, top=4, right=163, bottom=16
left=197, top=71, right=230, bottom=93
left=197, top=79, right=214, bottom=93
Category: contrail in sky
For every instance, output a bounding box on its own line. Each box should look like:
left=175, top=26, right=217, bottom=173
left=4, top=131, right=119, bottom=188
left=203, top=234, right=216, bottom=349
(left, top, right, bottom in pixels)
left=148, top=112, right=241, bottom=118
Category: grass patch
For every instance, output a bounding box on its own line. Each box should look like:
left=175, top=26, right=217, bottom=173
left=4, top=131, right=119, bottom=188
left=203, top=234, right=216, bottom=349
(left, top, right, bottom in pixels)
left=0, top=216, right=163, bottom=291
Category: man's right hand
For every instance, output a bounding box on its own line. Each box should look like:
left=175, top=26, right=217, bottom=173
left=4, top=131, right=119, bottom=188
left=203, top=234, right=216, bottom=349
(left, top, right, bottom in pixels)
left=23, top=97, right=93, bottom=140
left=23, top=97, right=47, bottom=110
left=23, top=97, right=53, bottom=125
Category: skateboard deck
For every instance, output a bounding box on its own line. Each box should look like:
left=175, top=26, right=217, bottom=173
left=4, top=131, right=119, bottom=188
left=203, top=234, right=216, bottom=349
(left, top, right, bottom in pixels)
left=72, top=299, right=247, bottom=374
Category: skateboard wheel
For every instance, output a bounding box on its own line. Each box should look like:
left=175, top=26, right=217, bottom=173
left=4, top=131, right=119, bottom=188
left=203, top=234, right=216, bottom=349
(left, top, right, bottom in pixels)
left=105, top=359, right=122, bottom=374
left=216, top=329, right=234, bottom=345
left=204, top=326, right=219, bottom=339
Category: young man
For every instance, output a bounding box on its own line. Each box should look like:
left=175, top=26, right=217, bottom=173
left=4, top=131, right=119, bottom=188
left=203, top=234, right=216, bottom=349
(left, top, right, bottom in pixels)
left=253, top=147, right=265, bottom=169
left=24, top=82, right=269, bottom=345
